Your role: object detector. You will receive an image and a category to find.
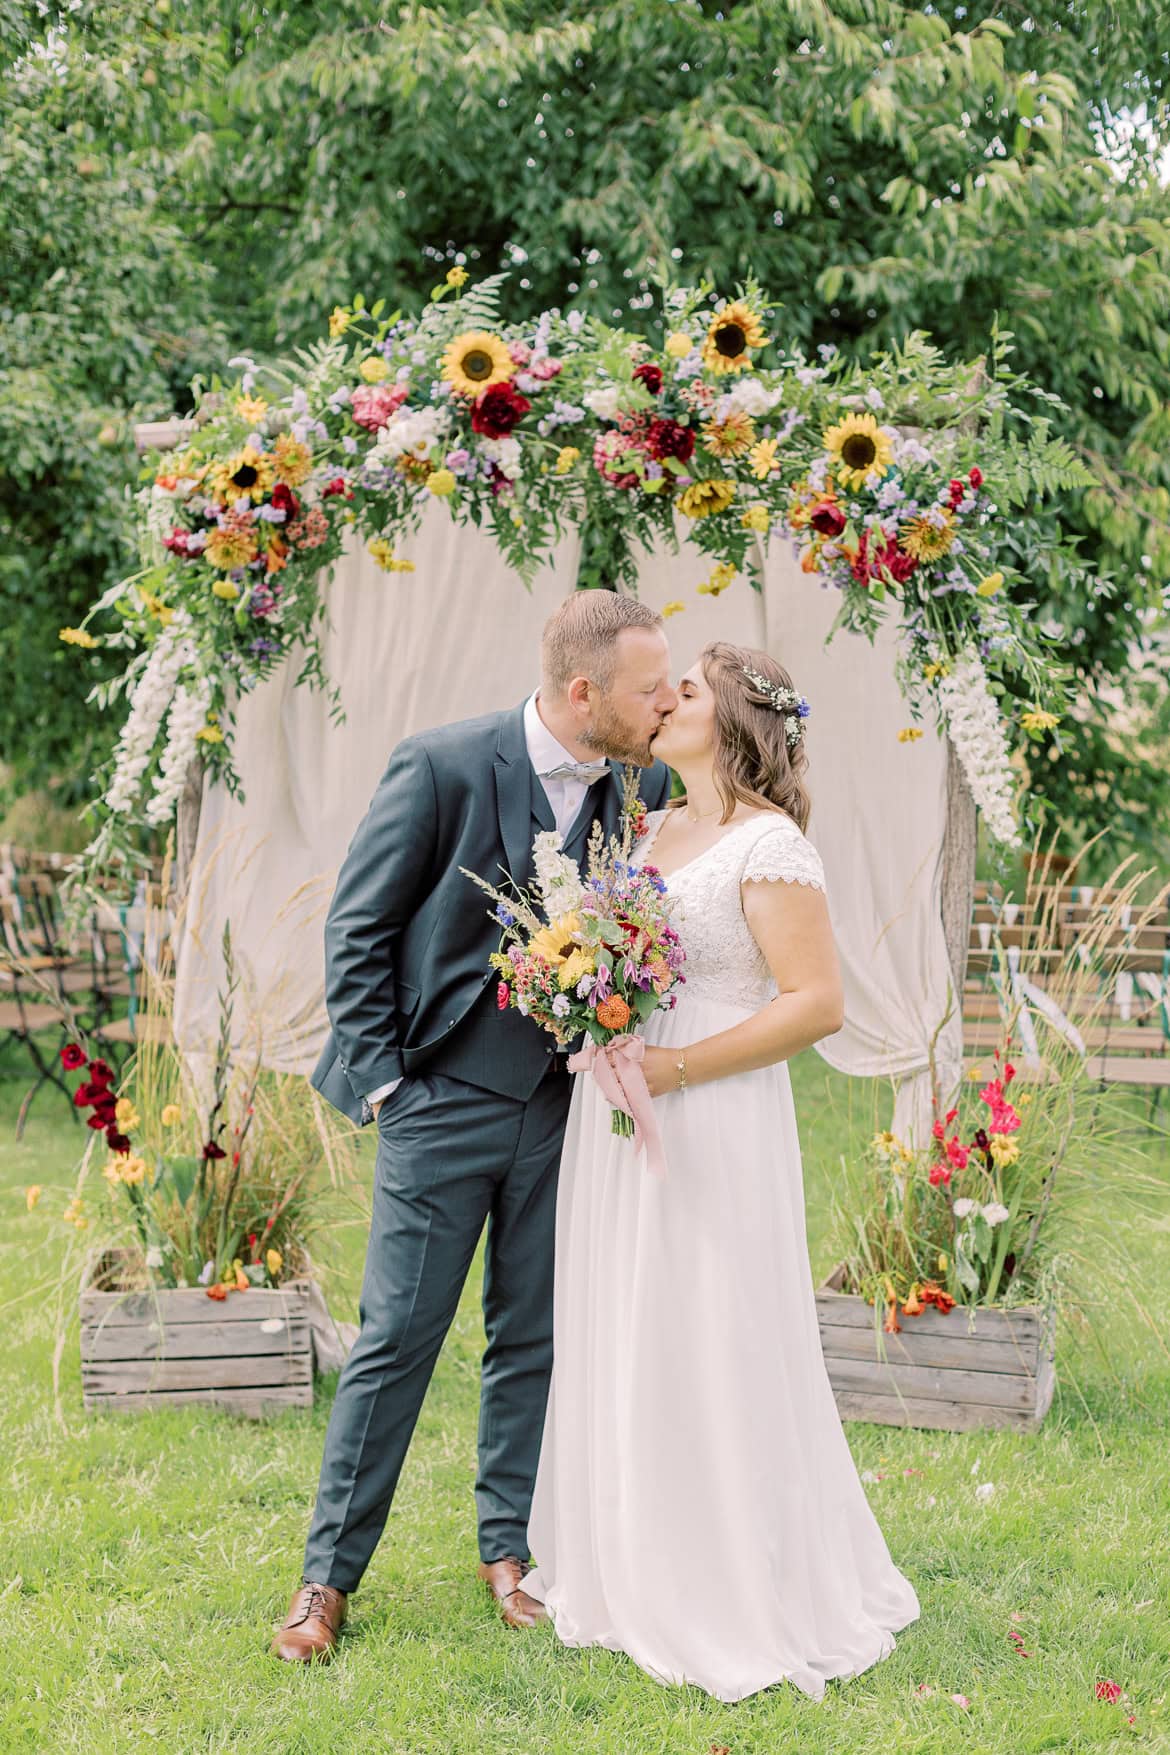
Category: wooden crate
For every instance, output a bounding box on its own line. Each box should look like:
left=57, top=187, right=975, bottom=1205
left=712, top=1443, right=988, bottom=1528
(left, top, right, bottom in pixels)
left=815, top=1264, right=1055, bottom=1433
left=80, top=1251, right=313, bottom=1417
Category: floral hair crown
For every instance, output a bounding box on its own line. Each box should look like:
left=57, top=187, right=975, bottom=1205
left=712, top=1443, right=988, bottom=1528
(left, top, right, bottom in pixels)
left=741, top=665, right=810, bottom=750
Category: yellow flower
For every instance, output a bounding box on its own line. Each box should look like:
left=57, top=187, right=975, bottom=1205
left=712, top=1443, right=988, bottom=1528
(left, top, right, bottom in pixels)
left=59, top=627, right=97, bottom=648
left=114, top=1097, right=140, bottom=1131
left=822, top=412, right=893, bottom=489
left=120, top=1156, right=148, bottom=1186
left=665, top=331, right=694, bottom=359
left=25, top=1186, right=41, bottom=1211
left=901, top=511, right=956, bottom=563
left=368, top=537, right=395, bottom=570
left=976, top=571, right=1004, bottom=597
left=329, top=306, right=351, bottom=338
left=698, top=562, right=737, bottom=597
left=359, top=355, right=390, bottom=383
left=207, top=444, right=274, bottom=505
left=235, top=394, right=268, bottom=423
left=266, top=1248, right=283, bottom=1279
left=701, top=300, right=768, bottom=375
left=741, top=504, right=770, bottom=533
left=141, top=592, right=174, bottom=625
left=426, top=468, right=457, bottom=497
left=102, top=1157, right=124, bottom=1185
left=387, top=558, right=415, bottom=573
left=938, top=1252, right=949, bottom=1272
left=678, top=479, right=736, bottom=520
left=871, top=1130, right=900, bottom=1157
left=196, top=723, right=224, bottom=743
left=555, top=446, right=581, bottom=474
left=749, top=438, right=780, bottom=480
left=702, top=411, right=756, bottom=458
left=1018, top=1092, right=1033, bottom=1107
left=209, top=575, right=242, bottom=599
left=161, top=1104, right=182, bottom=1126
left=440, top=330, right=514, bottom=396
left=558, top=948, right=596, bottom=991
left=923, top=661, right=951, bottom=682
left=662, top=600, right=686, bottom=618
left=898, top=727, right=925, bottom=743
left=446, top=266, right=469, bottom=288
left=1021, top=710, right=1060, bottom=733
left=272, top=432, right=313, bottom=487
left=989, top=1134, right=1020, bottom=1166
left=529, top=913, right=582, bottom=968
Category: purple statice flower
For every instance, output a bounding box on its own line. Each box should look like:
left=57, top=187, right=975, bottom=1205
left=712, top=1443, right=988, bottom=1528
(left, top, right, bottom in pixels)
left=446, top=447, right=471, bottom=473
left=255, top=504, right=286, bottom=523
left=249, top=636, right=280, bottom=659
left=290, top=388, right=310, bottom=418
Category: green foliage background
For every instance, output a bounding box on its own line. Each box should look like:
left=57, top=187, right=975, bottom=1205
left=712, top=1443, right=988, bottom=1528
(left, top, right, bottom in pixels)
left=3, top=0, right=1168, bottom=851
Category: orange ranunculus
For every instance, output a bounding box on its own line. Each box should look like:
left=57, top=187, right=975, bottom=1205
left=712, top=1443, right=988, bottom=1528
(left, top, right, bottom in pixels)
left=595, top=995, right=632, bottom=1032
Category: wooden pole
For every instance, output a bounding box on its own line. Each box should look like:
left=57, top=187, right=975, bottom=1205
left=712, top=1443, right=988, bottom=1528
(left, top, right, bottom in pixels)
left=940, top=735, right=977, bottom=1003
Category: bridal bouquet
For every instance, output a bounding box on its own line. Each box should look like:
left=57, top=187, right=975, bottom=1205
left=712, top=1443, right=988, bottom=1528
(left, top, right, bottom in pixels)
left=462, top=771, right=685, bottom=1171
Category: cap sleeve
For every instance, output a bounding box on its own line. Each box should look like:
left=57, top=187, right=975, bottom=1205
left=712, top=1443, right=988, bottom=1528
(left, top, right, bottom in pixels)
left=740, top=818, right=827, bottom=893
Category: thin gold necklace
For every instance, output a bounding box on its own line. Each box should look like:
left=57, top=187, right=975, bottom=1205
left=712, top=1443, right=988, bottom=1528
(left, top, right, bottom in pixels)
left=683, top=800, right=725, bottom=823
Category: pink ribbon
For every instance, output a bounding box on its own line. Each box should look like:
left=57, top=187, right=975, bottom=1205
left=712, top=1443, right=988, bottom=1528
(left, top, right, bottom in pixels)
left=567, top=1033, right=668, bottom=1179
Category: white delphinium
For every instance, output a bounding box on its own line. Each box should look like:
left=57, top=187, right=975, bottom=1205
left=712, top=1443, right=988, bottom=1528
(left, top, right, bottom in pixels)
left=146, top=674, right=212, bottom=825
left=981, top=1202, right=1011, bottom=1226
left=936, top=650, right=1022, bottom=847
left=477, top=435, right=523, bottom=481
left=104, top=617, right=194, bottom=816
left=532, top=831, right=586, bottom=914
left=722, top=376, right=785, bottom=419
left=952, top=1197, right=977, bottom=1219
left=374, top=404, right=451, bottom=461
left=583, top=384, right=624, bottom=421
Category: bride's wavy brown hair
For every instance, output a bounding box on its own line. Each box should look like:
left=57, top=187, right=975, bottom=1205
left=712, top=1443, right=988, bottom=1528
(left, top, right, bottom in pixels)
left=676, top=641, right=812, bottom=832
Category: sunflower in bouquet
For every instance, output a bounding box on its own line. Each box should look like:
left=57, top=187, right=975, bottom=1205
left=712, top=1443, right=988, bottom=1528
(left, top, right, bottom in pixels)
left=463, top=770, right=685, bottom=1143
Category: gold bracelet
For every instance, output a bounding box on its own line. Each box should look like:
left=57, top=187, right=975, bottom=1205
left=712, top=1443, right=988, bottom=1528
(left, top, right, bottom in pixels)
left=676, top=1052, right=688, bottom=1091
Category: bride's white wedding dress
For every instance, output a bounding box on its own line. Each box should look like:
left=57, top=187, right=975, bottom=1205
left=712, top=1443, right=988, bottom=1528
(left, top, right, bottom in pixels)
left=522, top=807, right=920, bottom=1703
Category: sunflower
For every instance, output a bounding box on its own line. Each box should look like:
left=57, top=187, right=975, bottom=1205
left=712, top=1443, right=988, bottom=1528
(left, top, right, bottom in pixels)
left=701, top=301, right=768, bottom=375
left=440, top=330, right=515, bottom=396
left=900, top=510, right=956, bottom=562
left=677, top=478, right=736, bottom=520
left=558, top=947, right=595, bottom=991
left=529, top=914, right=582, bottom=967
left=822, top=413, right=893, bottom=489
left=701, top=410, right=756, bottom=457
left=207, top=444, right=275, bottom=505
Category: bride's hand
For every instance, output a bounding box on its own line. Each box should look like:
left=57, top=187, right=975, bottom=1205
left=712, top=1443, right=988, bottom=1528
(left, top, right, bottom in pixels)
left=641, top=1045, right=683, bottom=1099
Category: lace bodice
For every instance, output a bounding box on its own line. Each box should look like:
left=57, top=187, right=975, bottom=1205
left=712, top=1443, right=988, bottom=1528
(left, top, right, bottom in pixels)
left=635, top=808, right=827, bottom=1012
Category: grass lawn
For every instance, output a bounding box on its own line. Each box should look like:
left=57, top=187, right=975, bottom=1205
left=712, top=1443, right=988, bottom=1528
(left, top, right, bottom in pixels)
left=2, top=1047, right=1168, bottom=1755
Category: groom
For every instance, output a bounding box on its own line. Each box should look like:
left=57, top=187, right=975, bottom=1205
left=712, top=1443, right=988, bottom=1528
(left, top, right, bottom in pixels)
left=272, top=591, right=676, bottom=1661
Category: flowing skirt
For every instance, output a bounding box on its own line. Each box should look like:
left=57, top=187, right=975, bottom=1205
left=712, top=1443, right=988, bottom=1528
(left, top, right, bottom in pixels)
left=522, top=996, right=921, bottom=1703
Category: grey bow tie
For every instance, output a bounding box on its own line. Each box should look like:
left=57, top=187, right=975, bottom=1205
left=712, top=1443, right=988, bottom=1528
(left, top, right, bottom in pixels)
left=540, top=760, right=611, bottom=785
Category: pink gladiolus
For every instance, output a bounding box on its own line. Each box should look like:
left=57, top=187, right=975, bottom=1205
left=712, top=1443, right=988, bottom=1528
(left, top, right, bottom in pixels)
left=1096, top=1680, right=1124, bottom=1704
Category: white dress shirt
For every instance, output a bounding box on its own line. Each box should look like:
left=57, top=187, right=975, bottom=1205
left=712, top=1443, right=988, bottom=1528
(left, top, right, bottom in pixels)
left=366, top=693, right=597, bottom=1111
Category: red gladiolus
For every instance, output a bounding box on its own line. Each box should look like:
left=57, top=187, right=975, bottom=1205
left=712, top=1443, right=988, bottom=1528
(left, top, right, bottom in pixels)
left=945, top=1137, right=970, bottom=1170
left=60, top=1043, right=87, bottom=1070
left=928, top=1161, right=952, bottom=1187
left=86, top=1113, right=108, bottom=1130
left=202, top=1141, right=227, bottom=1161
left=88, top=1059, right=114, bottom=1087
left=945, top=1106, right=958, bottom=1124
left=106, top=1129, right=131, bottom=1154
left=1096, top=1681, right=1124, bottom=1704
left=633, top=362, right=663, bottom=395
left=646, top=417, right=695, bottom=463
left=969, top=465, right=983, bottom=489
left=932, top=1119, right=946, bottom=1141
left=810, top=501, right=847, bottom=538
left=471, top=382, right=531, bottom=438
left=73, top=1082, right=96, bottom=1108
left=1004, top=1062, right=1016, bottom=1083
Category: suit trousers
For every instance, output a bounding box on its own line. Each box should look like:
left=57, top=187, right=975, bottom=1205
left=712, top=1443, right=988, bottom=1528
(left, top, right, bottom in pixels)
left=303, top=1062, right=572, bottom=1592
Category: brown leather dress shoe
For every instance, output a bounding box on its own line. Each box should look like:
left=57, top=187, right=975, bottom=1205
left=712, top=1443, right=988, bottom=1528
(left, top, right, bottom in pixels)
left=478, top=1556, right=548, bottom=1629
left=271, top=1578, right=348, bottom=1662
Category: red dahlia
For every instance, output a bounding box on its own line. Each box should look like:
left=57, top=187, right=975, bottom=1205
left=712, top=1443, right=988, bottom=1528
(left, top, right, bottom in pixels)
left=646, top=417, right=695, bottom=463
left=810, top=501, right=846, bottom=538
left=270, top=483, right=301, bottom=520
left=968, top=465, right=983, bottom=489
left=471, top=382, right=532, bottom=438
left=633, top=362, right=663, bottom=395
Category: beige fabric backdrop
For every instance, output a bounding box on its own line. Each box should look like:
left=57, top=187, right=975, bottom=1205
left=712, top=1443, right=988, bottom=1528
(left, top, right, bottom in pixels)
left=173, top=510, right=959, bottom=1144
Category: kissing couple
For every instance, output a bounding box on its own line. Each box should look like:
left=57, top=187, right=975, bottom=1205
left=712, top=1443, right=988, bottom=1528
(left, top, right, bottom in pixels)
left=274, top=590, right=919, bottom=1702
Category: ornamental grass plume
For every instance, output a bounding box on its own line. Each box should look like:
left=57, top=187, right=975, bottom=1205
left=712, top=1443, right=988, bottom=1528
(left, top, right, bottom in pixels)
left=829, top=834, right=1170, bottom=1362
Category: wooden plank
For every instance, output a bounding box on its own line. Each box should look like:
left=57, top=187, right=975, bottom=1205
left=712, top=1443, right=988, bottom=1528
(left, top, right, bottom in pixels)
left=82, top=1353, right=311, bottom=1394
left=79, top=1282, right=311, bottom=1325
left=815, top=1288, right=1042, bottom=1346
left=832, top=1390, right=1045, bottom=1433
left=80, top=1318, right=311, bottom=1362
left=824, top=1354, right=1038, bottom=1409
left=818, top=1321, right=1042, bottom=1377
left=83, top=1384, right=312, bottom=1418
left=1084, top=1056, right=1170, bottom=1087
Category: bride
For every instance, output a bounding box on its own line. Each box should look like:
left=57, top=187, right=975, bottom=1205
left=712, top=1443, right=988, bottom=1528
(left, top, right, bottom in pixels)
left=520, top=639, right=920, bottom=1703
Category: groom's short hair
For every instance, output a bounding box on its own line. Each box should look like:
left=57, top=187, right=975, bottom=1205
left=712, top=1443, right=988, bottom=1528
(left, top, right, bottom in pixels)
left=541, top=592, right=664, bottom=696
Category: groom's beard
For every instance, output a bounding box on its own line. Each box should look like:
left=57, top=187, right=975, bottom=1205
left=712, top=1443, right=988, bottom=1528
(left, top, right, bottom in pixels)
left=580, top=698, right=661, bottom=767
